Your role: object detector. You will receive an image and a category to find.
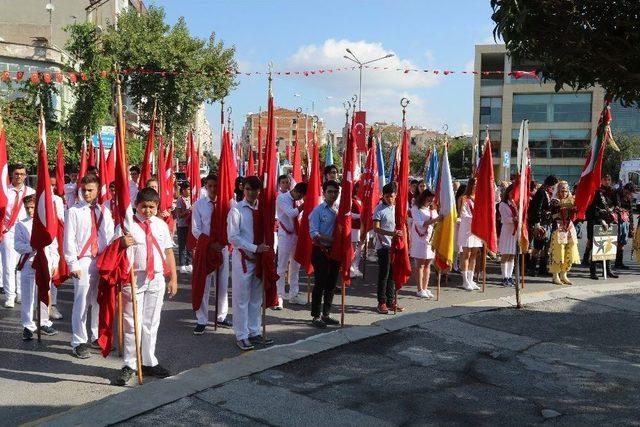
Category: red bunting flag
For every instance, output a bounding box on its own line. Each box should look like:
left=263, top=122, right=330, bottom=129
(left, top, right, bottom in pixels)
left=294, top=141, right=321, bottom=273
left=140, top=112, right=156, bottom=188
left=391, top=128, right=412, bottom=290
left=55, top=140, right=65, bottom=198
left=470, top=135, right=498, bottom=252
left=359, top=128, right=380, bottom=234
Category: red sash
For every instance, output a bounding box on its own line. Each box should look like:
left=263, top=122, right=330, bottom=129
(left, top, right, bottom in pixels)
left=4, top=188, right=25, bottom=233
left=77, top=204, right=105, bottom=259
left=16, top=252, right=31, bottom=271
left=133, top=216, right=169, bottom=277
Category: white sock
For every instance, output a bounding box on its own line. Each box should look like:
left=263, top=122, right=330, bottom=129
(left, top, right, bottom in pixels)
left=506, top=260, right=515, bottom=278
left=461, top=270, right=469, bottom=287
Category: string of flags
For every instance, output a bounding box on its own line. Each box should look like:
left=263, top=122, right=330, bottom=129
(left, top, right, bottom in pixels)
left=0, top=67, right=539, bottom=85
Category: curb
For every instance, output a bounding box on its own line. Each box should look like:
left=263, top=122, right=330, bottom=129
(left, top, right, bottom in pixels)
left=31, top=279, right=640, bottom=427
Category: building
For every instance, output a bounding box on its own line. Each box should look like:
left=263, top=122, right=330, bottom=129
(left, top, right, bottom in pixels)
left=241, top=107, right=325, bottom=154
left=473, top=44, right=640, bottom=184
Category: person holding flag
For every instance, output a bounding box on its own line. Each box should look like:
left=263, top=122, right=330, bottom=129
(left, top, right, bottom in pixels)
left=409, top=189, right=440, bottom=298
left=456, top=178, right=482, bottom=291
left=1, top=163, right=35, bottom=308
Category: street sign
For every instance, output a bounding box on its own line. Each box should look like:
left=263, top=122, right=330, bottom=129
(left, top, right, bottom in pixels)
left=91, top=126, right=116, bottom=149
left=592, top=224, right=618, bottom=261
left=502, top=150, right=510, bottom=168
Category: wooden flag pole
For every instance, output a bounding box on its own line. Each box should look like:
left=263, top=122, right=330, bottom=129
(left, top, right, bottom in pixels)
left=214, top=269, right=219, bottom=331
left=436, top=272, right=441, bottom=301
left=482, top=246, right=487, bottom=292
left=117, top=284, right=124, bottom=356
left=36, top=284, right=42, bottom=342
left=340, top=279, right=346, bottom=327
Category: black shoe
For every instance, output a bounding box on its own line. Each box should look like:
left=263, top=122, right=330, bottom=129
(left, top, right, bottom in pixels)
left=321, top=315, right=340, bottom=326
left=142, top=364, right=171, bottom=378
left=217, top=318, right=233, bottom=328
left=193, top=324, right=206, bottom=335
left=236, top=339, right=254, bottom=351
left=40, top=325, right=58, bottom=336
left=73, top=343, right=91, bottom=359
left=606, top=268, right=619, bottom=279
left=312, top=317, right=327, bottom=329
left=22, top=328, right=33, bottom=341
left=90, top=339, right=101, bottom=349
left=248, top=335, right=274, bottom=346
left=114, top=366, right=135, bottom=386
left=0, top=287, right=4, bottom=295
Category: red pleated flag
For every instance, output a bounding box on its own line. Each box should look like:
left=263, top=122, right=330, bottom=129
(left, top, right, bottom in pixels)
left=98, top=135, right=109, bottom=203
left=78, top=138, right=88, bottom=182
left=247, top=146, right=255, bottom=176
left=471, top=136, right=497, bottom=252
left=294, top=141, right=321, bottom=273
left=257, top=119, right=264, bottom=178
left=158, top=134, right=174, bottom=231
left=88, top=138, right=96, bottom=168
left=391, top=128, right=412, bottom=290
left=140, top=113, right=156, bottom=188
left=359, top=128, right=379, bottom=234
left=54, top=140, right=65, bottom=198
left=188, top=131, right=201, bottom=203
left=292, top=130, right=302, bottom=183
left=105, top=140, right=115, bottom=189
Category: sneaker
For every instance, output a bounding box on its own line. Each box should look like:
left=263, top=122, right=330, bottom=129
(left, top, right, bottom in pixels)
left=271, top=297, right=284, bottom=311
left=391, top=302, right=405, bottom=313
left=114, top=366, right=135, bottom=386
left=311, top=317, right=327, bottom=328
left=248, top=335, right=274, bottom=346
left=217, top=318, right=233, bottom=328
left=321, top=315, right=340, bottom=326
left=50, top=305, right=63, bottom=320
left=289, top=294, right=307, bottom=305
left=90, top=339, right=101, bottom=349
left=15, top=294, right=21, bottom=304
left=22, top=328, right=33, bottom=341
left=193, top=324, right=206, bottom=335
left=377, top=303, right=389, bottom=314
left=461, top=283, right=475, bottom=291
left=416, top=290, right=428, bottom=298
left=179, top=266, right=187, bottom=274
left=236, top=339, right=254, bottom=351
left=142, top=364, right=171, bottom=378
left=73, top=343, right=91, bottom=359
left=507, top=278, right=516, bottom=287
left=425, top=289, right=435, bottom=299
left=40, top=325, right=58, bottom=336
left=4, top=298, right=14, bottom=308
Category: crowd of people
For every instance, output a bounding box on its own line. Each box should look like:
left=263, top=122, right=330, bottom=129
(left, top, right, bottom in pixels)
left=1, top=159, right=635, bottom=386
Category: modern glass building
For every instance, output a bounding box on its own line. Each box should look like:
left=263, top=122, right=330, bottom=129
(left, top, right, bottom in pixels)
left=473, top=44, right=640, bottom=185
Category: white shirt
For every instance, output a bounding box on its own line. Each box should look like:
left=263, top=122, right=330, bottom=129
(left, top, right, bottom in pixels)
left=227, top=200, right=258, bottom=254
left=276, top=191, right=301, bottom=237
left=64, top=200, right=115, bottom=272
left=52, top=194, right=64, bottom=221
left=14, top=217, right=59, bottom=269
left=129, top=180, right=139, bottom=207
left=64, top=182, right=78, bottom=207
left=191, top=196, right=214, bottom=239
left=116, top=214, right=172, bottom=274
left=4, top=184, right=35, bottom=232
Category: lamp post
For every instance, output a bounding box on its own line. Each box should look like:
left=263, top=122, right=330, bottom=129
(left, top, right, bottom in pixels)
left=45, top=2, right=55, bottom=46
left=343, top=49, right=394, bottom=110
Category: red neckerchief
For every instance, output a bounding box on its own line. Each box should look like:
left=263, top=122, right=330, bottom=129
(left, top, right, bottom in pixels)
left=4, top=186, right=26, bottom=232
left=238, top=202, right=260, bottom=273
left=77, top=204, right=105, bottom=259
left=132, top=215, right=168, bottom=277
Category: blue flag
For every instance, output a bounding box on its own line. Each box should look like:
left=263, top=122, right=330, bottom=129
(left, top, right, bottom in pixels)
left=376, top=139, right=386, bottom=191
left=426, top=147, right=439, bottom=190
left=387, top=145, right=397, bottom=183
left=325, top=142, right=334, bottom=166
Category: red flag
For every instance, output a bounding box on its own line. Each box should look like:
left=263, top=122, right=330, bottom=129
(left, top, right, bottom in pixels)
left=54, top=140, right=65, bottom=198
left=0, top=118, right=8, bottom=236
left=157, top=134, right=174, bottom=231
left=257, top=118, right=264, bottom=177
left=98, top=136, right=109, bottom=203
left=330, top=127, right=356, bottom=285
left=140, top=113, right=156, bottom=188
left=359, top=128, right=380, bottom=234
left=78, top=138, right=88, bottom=182
left=105, top=141, right=115, bottom=189
left=188, top=131, right=201, bottom=203
left=292, top=130, right=302, bottom=183
left=353, top=111, right=367, bottom=152
left=247, top=146, right=255, bottom=176
left=294, top=141, right=321, bottom=273
left=88, top=139, right=96, bottom=168
left=31, top=112, right=57, bottom=305
left=257, top=94, right=279, bottom=308
left=470, top=136, right=498, bottom=252
left=166, top=139, right=175, bottom=207
left=391, top=129, right=412, bottom=290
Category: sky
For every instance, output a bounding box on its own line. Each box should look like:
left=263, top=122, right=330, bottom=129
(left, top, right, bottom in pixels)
left=153, top=0, right=500, bottom=152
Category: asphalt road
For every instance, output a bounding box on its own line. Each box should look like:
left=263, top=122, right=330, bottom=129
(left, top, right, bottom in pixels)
left=1, top=236, right=638, bottom=425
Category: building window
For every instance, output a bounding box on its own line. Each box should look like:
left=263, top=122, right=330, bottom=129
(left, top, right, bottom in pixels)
left=292, top=118, right=297, bottom=126
left=611, top=102, right=640, bottom=135
left=510, top=129, right=590, bottom=159
left=480, top=97, right=502, bottom=124
left=512, top=93, right=592, bottom=123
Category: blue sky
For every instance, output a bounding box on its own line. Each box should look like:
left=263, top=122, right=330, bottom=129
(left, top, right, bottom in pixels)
left=153, top=0, right=499, bottom=151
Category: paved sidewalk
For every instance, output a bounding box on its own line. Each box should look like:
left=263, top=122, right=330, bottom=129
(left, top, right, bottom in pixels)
left=36, top=281, right=640, bottom=426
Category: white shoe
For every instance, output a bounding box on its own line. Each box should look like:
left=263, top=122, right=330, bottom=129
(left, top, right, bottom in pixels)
left=185, top=265, right=193, bottom=273
left=4, top=297, right=15, bottom=308
left=425, top=289, right=435, bottom=299
left=350, top=268, right=363, bottom=278
left=272, top=297, right=284, bottom=310
left=179, top=266, right=187, bottom=273
left=461, top=284, right=475, bottom=291
left=289, top=294, right=307, bottom=305
left=50, top=305, right=63, bottom=320
left=367, top=254, right=377, bottom=262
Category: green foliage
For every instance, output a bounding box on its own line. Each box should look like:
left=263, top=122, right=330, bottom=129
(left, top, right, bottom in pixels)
left=491, top=0, right=640, bottom=104
left=603, top=133, right=640, bottom=181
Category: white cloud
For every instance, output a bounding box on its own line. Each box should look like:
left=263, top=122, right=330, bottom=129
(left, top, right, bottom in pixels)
left=424, top=49, right=435, bottom=64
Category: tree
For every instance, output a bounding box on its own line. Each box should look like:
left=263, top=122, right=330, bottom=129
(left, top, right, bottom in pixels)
left=491, top=0, right=640, bottom=104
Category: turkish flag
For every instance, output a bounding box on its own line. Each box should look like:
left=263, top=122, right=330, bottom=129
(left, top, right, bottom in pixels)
left=165, top=139, right=175, bottom=208
left=294, top=141, right=321, bottom=273
left=0, top=119, right=9, bottom=236
left=391, top=129, right=412, bottom=290
left=55, top=140, right=65, bottom=198
left=140, top=113, right=156, bottom=188
left=353, top=111, right=367, bottom=152
left=257, top=120, right=264, bottom=178
left=188, top=131, right=201, bottom=203
left=359, top=128, right=380, bottom=234
left=105, top=141, right=115, bottom=190
left=471, top=136, right=498, bottom=252
left=247, top=146, right=255, bottom=176
left=88, top=139, right=96, bottom=168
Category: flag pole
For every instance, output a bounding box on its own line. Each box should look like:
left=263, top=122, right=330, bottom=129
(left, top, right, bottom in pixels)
left=215, top=99, right=225, bottom=333
left=36, top=105, right=45, bottom=343
left=262, top=62, right=273, bottom=345
left=436, top=272, right=441, bottom=301
left=117, top=72, right=143, bottom=385
left=117, top=283, right=123, bottom=356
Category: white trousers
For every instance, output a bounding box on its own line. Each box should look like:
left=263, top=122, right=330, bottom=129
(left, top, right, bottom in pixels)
left=351, top=242, right=362, bottom=271
left=70, top=257, right=99, bottom=348
left=50, top=283, right=58, bottom=305
left=20, top=264, right=51, bottom=331
left=1, top=230, right=21, bottom=300
left=195, top=246, right=229, bottom=324
left=123, top=272, right=164, bottom=370
left=276, top=234, right=300, bottom=298
left=231, top=251, right=262, bottom=341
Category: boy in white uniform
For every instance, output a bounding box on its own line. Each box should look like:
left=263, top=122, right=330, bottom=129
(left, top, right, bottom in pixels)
left=1, top=164, right=35, bottom=307
left=227, top=176, right=271, bottom=351
left=14, top=195, right=59, bottom=340
left=49, top=174, right=65, bottom=320
left=275, top=182, right=306, bottom=308
left=64, top=174, right=114, bottom=359
left=114, top=187, right=177, bottom=386
left=64, top=170, right=78, bottom=207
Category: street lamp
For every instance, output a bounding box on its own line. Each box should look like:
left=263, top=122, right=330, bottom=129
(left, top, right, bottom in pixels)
left=343, top=49, right=394, bottom=110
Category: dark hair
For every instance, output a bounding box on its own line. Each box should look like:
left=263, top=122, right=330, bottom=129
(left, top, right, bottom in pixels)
left=455, top=184, right=467, bottom=200
left=504, top=183, right=516, bottom=200
left=204, top=174, right=217, bottom=184
left=179, top=181, right=190, bottom=190
left=87, top=165, right=99, bottom=174
left=129, top=165, right=141, bottom=174
left=80, top=173, right=100, bottom=185
left=136, top=187, right=160, bottom=205
left=293, top=182, right=308, bottom=195
left=464, top=177, right=476, bottom=197
left=243, top=175, right=262, bottom=190
left=234, top=176, right=244, bottom=188
left=323, top=165, right=338, bottom=176
left=23, top=194, right=36, bottom=205
left=410, top=179, right=419, bottom=185
left=277, top=174, right=290, bottom=184
left=10, top=163, right=26, bottom=174
left=544, top=175, right=559, bottom=187
left=109, top=181, right=116, bottom=189
left=382, top=182, right=398, bottom=195
left=353, top=180, right=361, bottom=191
left=414, top=188, right=435, bottom=207
left=529, top=180, right=537, bottom=192
left=322, top=180, right=340, bottom=192
left=602, top=174, right=612, bottom=180
left=623, top=182, right=636, bottom=192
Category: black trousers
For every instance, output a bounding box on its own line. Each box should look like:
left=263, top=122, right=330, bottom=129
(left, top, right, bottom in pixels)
left=176, top=226, right=192, bottom=266
left=376, top=248, right=395, bottom=304
left=311, top=247, right=340, bottom=317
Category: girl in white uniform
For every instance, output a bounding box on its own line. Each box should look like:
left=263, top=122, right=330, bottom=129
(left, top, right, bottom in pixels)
left=456, top=178, right=481, bottom=291
left=409, top=189, right=440, bottom=298
left=498, top=184, right=518, bottom=287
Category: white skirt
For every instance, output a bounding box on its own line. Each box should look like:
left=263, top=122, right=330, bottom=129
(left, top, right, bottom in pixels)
left=457, top=217, right=483, bottom=249
left=410, top=239, right=435, bottom=260
left=498, top=223, right=517, bottom=255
